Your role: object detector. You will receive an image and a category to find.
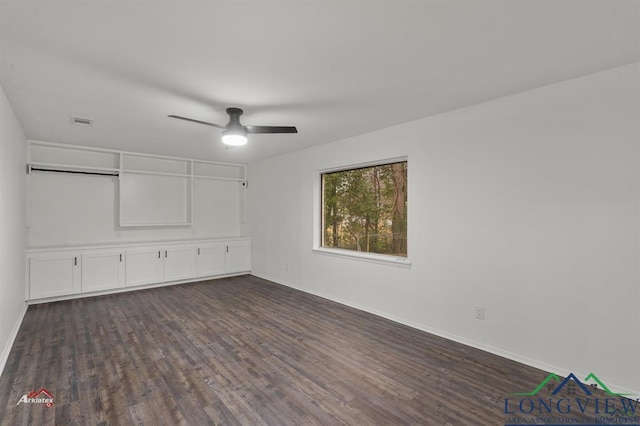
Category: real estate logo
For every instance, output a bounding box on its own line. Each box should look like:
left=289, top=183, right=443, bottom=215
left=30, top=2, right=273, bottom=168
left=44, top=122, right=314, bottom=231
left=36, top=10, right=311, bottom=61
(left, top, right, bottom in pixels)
left=17, top=388, right=54, bottom=407
left=503, top=373, right=639, bottom=425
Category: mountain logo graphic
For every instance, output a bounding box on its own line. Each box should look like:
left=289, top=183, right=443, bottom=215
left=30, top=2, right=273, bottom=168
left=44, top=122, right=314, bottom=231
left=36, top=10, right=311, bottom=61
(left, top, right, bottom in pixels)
left=17, top=388, right=54, bottom=407
left=512, top=372, right=630, bottom=397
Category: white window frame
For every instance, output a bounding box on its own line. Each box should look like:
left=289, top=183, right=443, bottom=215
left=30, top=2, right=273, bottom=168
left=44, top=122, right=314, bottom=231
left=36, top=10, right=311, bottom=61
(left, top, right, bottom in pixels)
left=312, top=157, right=411, bottom=268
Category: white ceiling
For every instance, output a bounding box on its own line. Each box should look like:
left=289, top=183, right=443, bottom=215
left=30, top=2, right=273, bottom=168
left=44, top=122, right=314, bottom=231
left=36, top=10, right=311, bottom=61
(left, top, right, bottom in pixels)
left=1, top=0, right=638, bottom=164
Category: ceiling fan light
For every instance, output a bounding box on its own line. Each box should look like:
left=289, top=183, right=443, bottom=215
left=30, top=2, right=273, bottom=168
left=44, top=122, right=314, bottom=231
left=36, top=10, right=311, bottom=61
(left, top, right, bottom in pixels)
left=221, top=129, right=248, bottom=146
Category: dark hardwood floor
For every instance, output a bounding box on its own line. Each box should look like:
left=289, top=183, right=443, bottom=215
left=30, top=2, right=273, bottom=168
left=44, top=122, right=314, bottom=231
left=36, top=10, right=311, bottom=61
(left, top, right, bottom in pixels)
left=0, top=276, right=602, bottom=425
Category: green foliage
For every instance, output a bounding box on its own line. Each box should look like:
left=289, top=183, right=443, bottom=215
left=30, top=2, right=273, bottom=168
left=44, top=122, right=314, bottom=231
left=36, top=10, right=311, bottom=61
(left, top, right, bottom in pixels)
left=322, top=162, right=407, bottom=256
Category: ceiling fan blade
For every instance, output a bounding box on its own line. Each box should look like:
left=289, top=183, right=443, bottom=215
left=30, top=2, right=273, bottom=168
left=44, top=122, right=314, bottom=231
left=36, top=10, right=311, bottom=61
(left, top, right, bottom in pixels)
left=168, top=115, right=226, bottom=129
left=245, top=125, right=298, bottom=134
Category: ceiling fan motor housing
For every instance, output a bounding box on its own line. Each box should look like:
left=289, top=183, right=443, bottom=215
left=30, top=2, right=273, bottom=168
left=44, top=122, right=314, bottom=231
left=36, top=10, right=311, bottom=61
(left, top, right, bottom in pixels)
left=225, top=108, right=247, bottom=134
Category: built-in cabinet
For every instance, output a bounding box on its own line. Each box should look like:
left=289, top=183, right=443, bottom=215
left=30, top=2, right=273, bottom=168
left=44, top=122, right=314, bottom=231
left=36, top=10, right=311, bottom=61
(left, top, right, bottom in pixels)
left=27, top=238, right=251, bottom=301
left=81, top=249, right=125, bottom=293
left=196, top=243, right=226, bottom=277
left=162, top=245, right=197, bottom=282
left=29, top=252, right=82, bottom=299
left=26, top=142, right=250, bottom=302
left=225, top=240, right=252, bottom=273
left=124, top=247, right=164, bottom=287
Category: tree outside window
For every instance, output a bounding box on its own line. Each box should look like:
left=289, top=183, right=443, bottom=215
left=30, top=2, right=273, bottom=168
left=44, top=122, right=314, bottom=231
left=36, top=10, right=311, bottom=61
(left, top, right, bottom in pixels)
left=321, top=161, right=407, bottom=257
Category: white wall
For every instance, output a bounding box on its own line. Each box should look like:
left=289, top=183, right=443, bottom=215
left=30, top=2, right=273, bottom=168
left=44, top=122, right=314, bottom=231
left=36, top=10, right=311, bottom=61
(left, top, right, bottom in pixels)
left=0, top=84, right=27, bottom=373
left=247, top=62, right=640, bottom=394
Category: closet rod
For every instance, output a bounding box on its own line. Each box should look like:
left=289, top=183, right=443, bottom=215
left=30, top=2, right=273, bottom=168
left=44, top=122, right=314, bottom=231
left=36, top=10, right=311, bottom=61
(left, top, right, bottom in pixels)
left=30, top=167, right=119, bottom=177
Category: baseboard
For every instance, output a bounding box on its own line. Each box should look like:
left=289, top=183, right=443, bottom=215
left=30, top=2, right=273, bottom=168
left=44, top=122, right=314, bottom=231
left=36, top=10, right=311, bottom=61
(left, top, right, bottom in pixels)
left=0, top=302, right=28, bottom=379
left=250, top=273, right=639, bottom=397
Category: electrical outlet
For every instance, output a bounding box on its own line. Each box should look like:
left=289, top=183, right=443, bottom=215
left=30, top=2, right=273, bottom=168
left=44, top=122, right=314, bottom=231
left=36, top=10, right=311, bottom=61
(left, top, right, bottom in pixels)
left=285, top=263, right=289, bottom=271
left=475, top=306, right=486, bottom=320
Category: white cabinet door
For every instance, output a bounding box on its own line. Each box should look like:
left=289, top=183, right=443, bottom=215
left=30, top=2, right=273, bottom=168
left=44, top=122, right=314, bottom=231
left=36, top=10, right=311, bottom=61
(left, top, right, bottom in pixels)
left=82, top=250, right=125, bottom=293
left=225, top=240, right=251, bottom=273
left=29, top=253, right=81, bottom=299
left=196, top=243, right=225, bottom=277
left=125, top=247, right=163, bottom=287
left=163, top=246, right=196, bottom=282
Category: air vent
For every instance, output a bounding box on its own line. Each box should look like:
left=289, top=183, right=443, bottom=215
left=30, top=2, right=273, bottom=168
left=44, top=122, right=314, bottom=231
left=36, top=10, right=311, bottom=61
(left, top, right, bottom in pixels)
left=70, top=116, right=93, bottom=126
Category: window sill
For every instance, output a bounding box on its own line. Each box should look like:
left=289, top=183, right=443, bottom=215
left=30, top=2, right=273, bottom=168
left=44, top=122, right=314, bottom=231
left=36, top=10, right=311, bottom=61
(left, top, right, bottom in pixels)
left=312, top=247, right=412, bottom=268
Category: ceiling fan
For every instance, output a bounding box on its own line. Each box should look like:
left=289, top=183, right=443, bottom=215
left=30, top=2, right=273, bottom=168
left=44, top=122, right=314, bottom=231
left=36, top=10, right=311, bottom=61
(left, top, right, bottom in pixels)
left=168, top=107, right=297, bottom=146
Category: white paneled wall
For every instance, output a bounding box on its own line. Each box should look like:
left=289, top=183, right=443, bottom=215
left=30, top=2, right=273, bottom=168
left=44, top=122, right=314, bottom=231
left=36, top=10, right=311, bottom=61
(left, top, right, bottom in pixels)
left=27, top=142, right=246, bottom=247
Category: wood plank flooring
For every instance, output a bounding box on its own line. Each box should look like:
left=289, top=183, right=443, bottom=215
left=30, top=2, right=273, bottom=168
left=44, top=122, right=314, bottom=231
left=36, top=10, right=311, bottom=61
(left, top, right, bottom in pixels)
left=0, top=276, right=602, bottom=425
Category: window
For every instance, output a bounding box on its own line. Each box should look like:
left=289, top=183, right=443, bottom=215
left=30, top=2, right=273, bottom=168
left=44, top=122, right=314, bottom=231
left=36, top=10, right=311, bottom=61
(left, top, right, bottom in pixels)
left=321, top=160, right=407, bottom=257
